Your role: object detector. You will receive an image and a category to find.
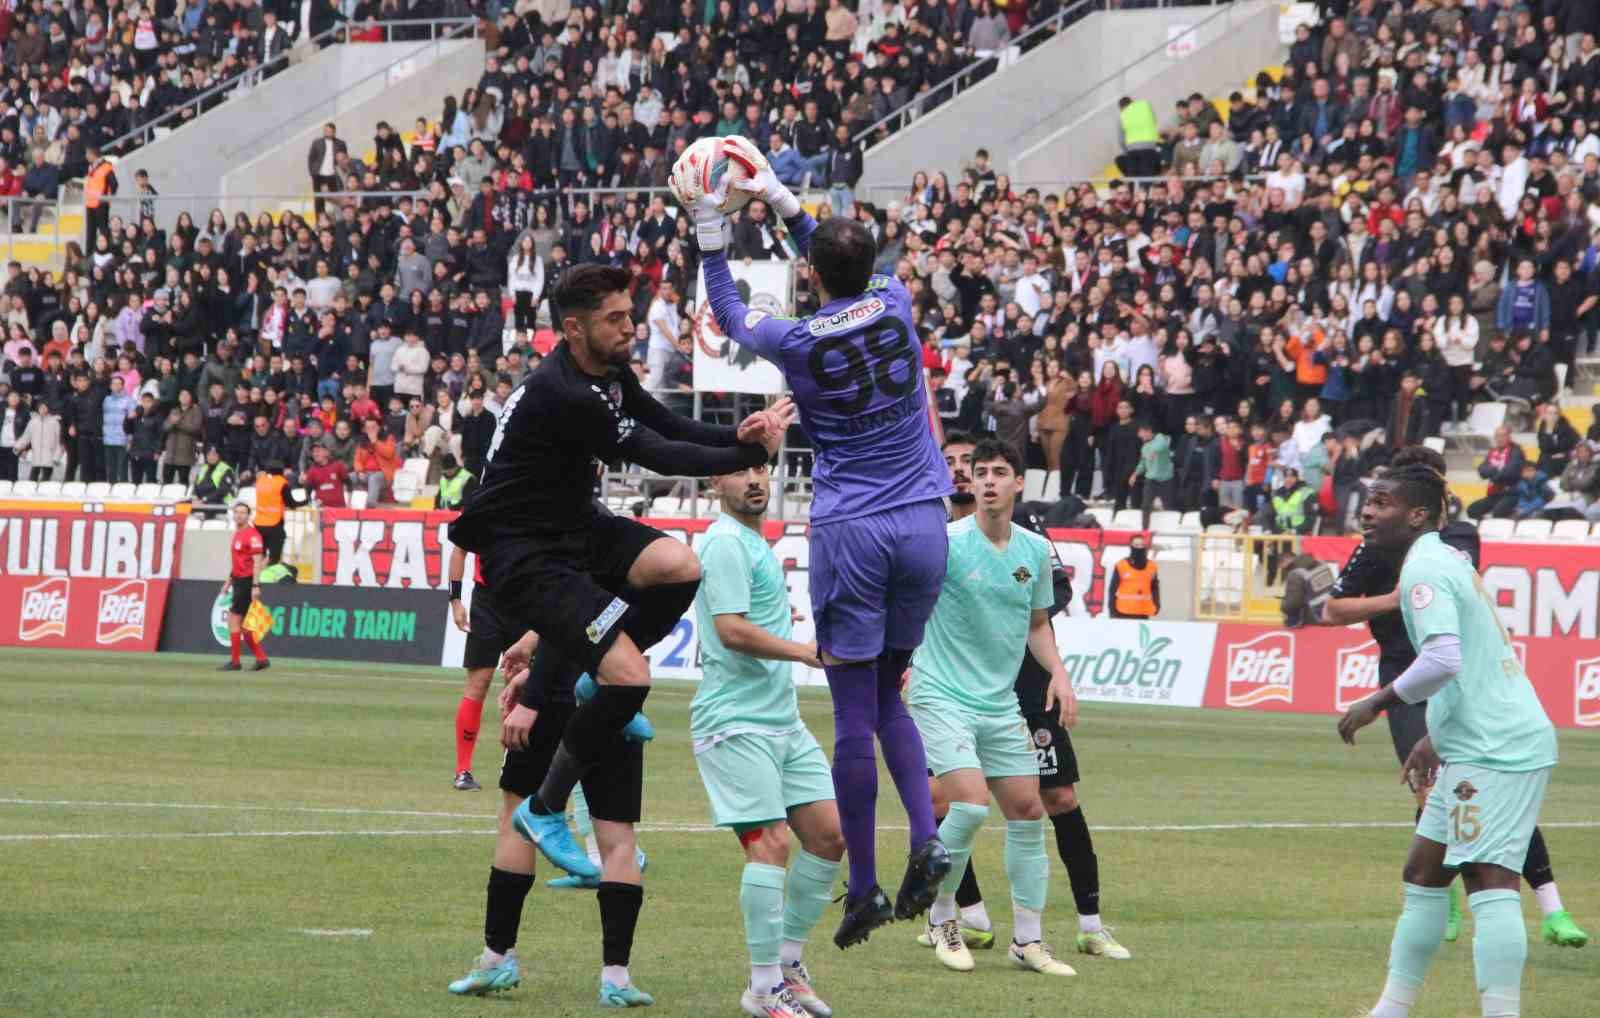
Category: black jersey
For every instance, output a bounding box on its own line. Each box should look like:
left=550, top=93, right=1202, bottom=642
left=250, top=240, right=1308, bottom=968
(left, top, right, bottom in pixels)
left=449, top=342, right=766, bottom=549
left=1330, top=539, right=1412, bottom=683
left=1011, top=502, right=1073, bottom=715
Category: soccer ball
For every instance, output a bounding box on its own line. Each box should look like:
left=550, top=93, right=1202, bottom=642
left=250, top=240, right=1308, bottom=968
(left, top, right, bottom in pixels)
left=669, top=136, right=764, bottom=214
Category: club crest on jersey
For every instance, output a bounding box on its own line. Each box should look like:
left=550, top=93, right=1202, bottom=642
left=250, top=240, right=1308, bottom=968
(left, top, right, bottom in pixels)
left=1409, top=583, right=1434, bottom=610
left=1453, top=781, right=1477, bottom=801
left=744, top=309, right=769, bottom=329
left=609, top=381, right=623, bottom=405
left=807, top=296, right=885, bottom=337
left=586, top=597, right=628, bottom=645
left=1032, top=727, right=1052, bottom=748
left=1013, top=566, right=1032, bottom=584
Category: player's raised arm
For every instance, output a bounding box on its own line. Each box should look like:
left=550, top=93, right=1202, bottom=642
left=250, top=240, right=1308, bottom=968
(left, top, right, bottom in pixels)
left=726, top=136, right=817, bottom=258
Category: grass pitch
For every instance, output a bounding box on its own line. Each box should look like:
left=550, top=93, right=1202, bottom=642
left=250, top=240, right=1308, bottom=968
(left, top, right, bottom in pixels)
left=2, top=649, right=1597, bottom=1018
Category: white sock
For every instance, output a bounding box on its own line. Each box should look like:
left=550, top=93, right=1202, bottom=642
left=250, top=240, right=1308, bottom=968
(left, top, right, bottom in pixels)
left=930, top=893, right=958, bottom=926
left=601, top=964, right=630, bottom=988
left=1532, top=882, right=1563, bottom=917
left=960, top=902, right=993, bottom=932
left=585, top=835, right=601, bottom=867
left=1371, top=973, right=1421, bottom=1018
left=779, top=941, right=805, bottom=967
left=1079, top=913, right=1103, bottom=934
left=1480, top=988, right=1520, bottom=1018
left=750, top=963, right=782, bottom=992
left=1013, top=906, right=1043, bottom=945
left=481, top=947, right=506, bottom=967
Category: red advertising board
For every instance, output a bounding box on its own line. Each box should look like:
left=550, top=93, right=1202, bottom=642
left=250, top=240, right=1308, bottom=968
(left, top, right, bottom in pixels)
left=0, top=508, right=184, bottom=651
left=1204, top=621, right=1600, bottom=730
left=0, top=575, right=171, bottom=652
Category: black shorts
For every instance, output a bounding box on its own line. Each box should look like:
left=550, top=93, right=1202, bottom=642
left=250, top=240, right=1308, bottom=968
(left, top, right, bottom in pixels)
left=480, top=515, right=665, bottom=675
left=1385, top=698, right=1429, bottom=766
left=1025, top=711, right=1080, bottom=788
left=463, top=585, right=524, bottom=671
left=498, top=699, right=643, bottom=823
left=229, top=577, right=253, bottom=617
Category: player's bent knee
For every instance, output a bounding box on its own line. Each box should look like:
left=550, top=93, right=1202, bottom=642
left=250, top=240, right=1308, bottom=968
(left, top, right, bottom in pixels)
left=929, top=777, right=950, bottom=817
left=597, top=635, right=652, bottom=686
left=628, top=537, right=701, bottom=587
left=1041, top=785, right=1078, bottom=815
left=743, top=825, right=791, bottom=867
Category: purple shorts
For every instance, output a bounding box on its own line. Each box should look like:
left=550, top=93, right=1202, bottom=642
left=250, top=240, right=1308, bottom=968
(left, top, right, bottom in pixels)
left=810, top=499, right=949, bottom=661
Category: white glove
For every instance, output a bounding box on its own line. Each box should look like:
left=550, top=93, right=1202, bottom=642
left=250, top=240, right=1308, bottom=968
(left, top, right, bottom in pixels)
left=725, top=135, right=801, bottom=219
left=670, top=156, right=729, bottom=253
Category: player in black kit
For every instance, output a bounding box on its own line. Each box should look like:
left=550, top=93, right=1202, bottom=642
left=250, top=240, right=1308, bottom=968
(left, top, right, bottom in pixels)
left=449, top=266, right=790, bottom=877
left=1322, top=446, right=1586, bottom=948
left=921, top=432, right=1133, bottom=960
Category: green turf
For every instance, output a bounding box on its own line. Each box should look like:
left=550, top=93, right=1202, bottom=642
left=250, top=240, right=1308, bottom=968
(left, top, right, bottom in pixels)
left=1, top=648, right=1596, bottom=1018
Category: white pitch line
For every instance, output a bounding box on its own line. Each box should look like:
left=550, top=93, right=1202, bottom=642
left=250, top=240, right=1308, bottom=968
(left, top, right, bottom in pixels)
left=0, top=797, right=493, bottom=820
left=293, top=928, right=372, bottom=937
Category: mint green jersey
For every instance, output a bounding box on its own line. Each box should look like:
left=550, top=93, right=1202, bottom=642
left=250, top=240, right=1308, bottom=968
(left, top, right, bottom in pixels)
left=909, top=516, right=1054, bottom=716
left=1399, top=531, right=1557, bottom=772
left=691, top=515, right=802, bottom=741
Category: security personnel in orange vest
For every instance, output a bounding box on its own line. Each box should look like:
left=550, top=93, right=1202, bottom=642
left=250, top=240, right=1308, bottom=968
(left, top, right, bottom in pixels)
left=1107, top=534, right=1160, bottom=618
left=252, top=460, right=300, bottom=565
left=83, top=146, right=118, bottom=250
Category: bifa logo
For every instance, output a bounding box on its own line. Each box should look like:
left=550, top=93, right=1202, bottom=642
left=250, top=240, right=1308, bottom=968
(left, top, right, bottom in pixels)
left=807, top=296, right=885, bottom=337
left=19, top=577, right=69, bottom=641
left=96, top=580, right=148, bottom=645
left=1225, top=631, right=1295, bottom=707
left=1574, top=657, right=1600, bottom=728
left=1335, top=639, right=1381, bottom=711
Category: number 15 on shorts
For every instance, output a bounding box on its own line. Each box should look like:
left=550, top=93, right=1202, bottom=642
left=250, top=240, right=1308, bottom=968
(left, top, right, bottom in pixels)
left=1449, top=803, right=1482, bottom=844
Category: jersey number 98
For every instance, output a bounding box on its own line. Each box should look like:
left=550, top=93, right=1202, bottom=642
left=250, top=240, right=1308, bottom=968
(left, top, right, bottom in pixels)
left=806, top=318, right=920, bottom=414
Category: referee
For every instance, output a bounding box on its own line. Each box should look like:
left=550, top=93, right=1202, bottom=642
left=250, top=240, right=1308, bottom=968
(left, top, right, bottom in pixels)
left=219, top=502, right=270, bottom=672
left=448, top=264, right=791, bottom=878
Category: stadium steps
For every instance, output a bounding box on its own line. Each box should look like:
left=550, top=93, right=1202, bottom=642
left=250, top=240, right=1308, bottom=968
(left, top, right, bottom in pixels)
left=4, top=206, right=87, bottom=269
left=1095, top=65, right=1285, bottom=183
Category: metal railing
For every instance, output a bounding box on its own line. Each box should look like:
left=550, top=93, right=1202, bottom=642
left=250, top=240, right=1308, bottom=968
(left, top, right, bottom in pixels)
left=851, top=0, right=1238, bottom=148
left=1007, top=0, right=1259, bottom=161
left=1192, top=531, right=1303, bottom=622
left=859, top=171, right=1264, bottom=208
left=101, top=18, right=479, bottom=156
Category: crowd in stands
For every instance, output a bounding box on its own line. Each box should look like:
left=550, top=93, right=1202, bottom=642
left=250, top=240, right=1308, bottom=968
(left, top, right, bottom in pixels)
left=5, top=0, right=1600, bottom=538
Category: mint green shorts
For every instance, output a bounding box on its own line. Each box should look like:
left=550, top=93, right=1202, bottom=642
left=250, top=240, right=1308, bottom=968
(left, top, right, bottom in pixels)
left=1416, top=763, right=1551, bottom=871
left=694, top=727, right=835, bottom=828
left=908, top=697, right=1037, bottom=779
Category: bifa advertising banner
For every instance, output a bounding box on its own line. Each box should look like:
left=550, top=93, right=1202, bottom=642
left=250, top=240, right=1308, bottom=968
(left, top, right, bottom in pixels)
left=1203, top=621, right=1599, bottom=730
left=1051, top=618, right=1215, bottom=708
left=157, top=580, right=448, bottom=665
left=0, top=507, right=186, bottom=651
left=691, top=259, right=790, bottom=394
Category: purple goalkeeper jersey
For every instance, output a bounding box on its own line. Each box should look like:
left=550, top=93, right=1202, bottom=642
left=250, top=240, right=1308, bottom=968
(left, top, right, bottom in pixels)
left=702, top=216, right=951, bottom=522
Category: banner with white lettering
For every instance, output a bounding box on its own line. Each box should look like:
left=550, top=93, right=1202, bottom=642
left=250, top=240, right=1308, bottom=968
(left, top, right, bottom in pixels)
left=0, top=507, right=187, bottom=580
left=691, top=259, right=791, bottom=394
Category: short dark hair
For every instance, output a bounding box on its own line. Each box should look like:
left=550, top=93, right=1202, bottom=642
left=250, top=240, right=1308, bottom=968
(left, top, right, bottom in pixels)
left=808, top=217, right=876, bottom=298
left=941, top=429, right=976, bottom=450
left=552, top=264, right=633, bottom=318
left=971, top=436, right=1023, bottom=476
left=1390, top=445, right=1446, bottom=475
left=1386, top=463, right=1448, bottom=527
left=1136, top=418, right=1155, bottom=432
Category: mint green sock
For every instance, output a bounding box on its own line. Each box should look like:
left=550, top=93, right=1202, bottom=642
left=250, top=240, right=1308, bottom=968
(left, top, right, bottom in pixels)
left=1468, top=890, right=1526, bottom=1018
left=781, top=850, right=839, bottom=945
left=741, top=863, right=787, bottom=967
left=571, top=785, right=593, bottom=838
left=1379, top=883, right=1450, bottom=1012
left=936, top=802, right=989, bottom=900
left=1003, top=818, right=1050, bottom=913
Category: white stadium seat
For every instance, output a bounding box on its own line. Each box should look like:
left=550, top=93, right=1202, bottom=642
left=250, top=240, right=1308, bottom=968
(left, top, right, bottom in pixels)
left=1110, top=509, right=1144, bottom=530
left=348, top=490, right=368, bottom=509
left=1476, top=518, right=1514, bottom=540
left=61, top=481, right=86, bottom=497
left=1148, top=510, right=1182, bottom=532
left=34, top=480, right=62, bottom=496
left=1023, top=469, right=1047, bottom=501
left=1086, top=506, right=1113, bottom=528
left=1178, top=511, right=1202, bottom=529
left=86, top=482, right=111, bottom=497
left=110, top=482, right=137, bottom=498
left=159, top=483, right=189, bottom=499
left=11, top=480, right=37, bottom=495
left=1512, top=519, right=1552, bottom=541
left=135, top=483, right=161, bottom=499
left=0, top=480, right=11, bottom=495
left=1549, top=519, right=1591, bottom=542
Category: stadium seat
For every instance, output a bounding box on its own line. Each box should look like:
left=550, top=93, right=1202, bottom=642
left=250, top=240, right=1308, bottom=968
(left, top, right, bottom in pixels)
left=1086, top=507, right=1113, bottom=528
left=1549, top=519, right=1590, bottom=542
left=349, top=490, right=368, bottom=510
left=202, top=518, right=229, bottom=531
left=1023, top=469, right=1046, bottom=501
left=110, top=482, right=137, bottom=498
left=159, top=483, right=188, bottom=499
left=1178, top=511, right=1202, bottom=529
left=1476, top=518, right=1514, bottom=540
left=134, top=483, right=161, bottom=499
left=11, top=479, right=37, bottom=495
left=60, top=481, right=85, bottom=497
left=1513, top=519, right=1553, bottom=541
left=1448, top=402, right=1505, bottom=450
left=1148, top=510, right=1182, bottom=532
left=1110, top=509, right=1144, bottom=530
left=0, top=480, right=10, bottom=495
left=86, top=482, right=111, bottom=497
left=34, top=480, right=62, bottom=496
left=238, top=488, right=257, bottom=506
left=1422, top=437, right=1446, bottom=454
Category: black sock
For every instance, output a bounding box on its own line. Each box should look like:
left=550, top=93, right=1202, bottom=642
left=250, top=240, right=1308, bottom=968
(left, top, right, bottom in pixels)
left=1051, top=807, right=1100, bottom=918
left=954, top=859, right=983, bottom=909
left=1523, top=826, right=1555, bottom=888
left=534, top=686, right=650, bottom=814
left=597, top=881, right=644, bottom=967
left=484, top=866, right=535, bottom=955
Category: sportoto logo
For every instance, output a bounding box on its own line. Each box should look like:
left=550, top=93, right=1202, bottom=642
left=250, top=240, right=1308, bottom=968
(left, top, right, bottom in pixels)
left=96, top=580, right=148, bottom=645
left=19, top=577, right=69, bottom=641
left=1335, top=639, right=1381, bottom=711
left=1575, top=657, right=1600, bottom=728
left=807, top=296, right=886, bottom=336
left=1225, top=631, right=1295, bottom=707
